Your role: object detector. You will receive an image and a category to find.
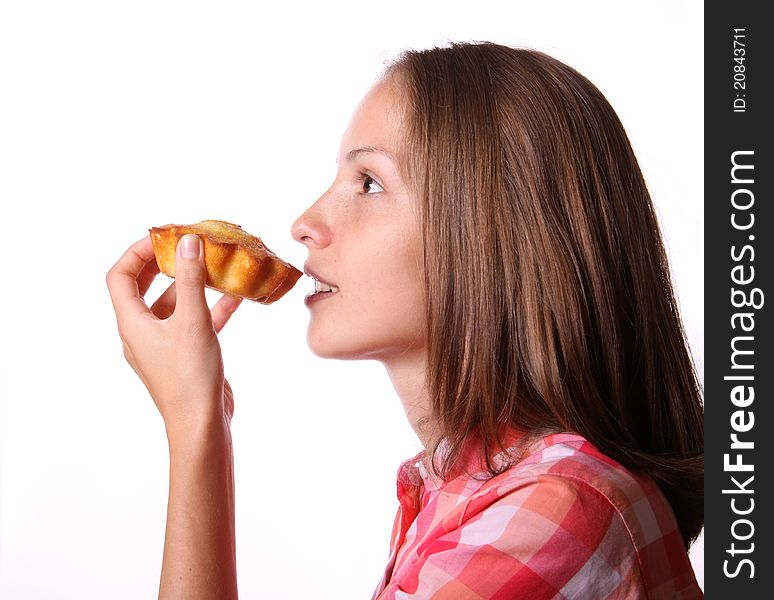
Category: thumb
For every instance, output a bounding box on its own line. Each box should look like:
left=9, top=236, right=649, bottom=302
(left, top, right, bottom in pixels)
left=173, top=234, right=209, bottom=320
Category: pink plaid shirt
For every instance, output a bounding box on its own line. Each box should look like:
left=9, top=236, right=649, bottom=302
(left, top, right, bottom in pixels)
left=372, top=432, right=702, bottom=599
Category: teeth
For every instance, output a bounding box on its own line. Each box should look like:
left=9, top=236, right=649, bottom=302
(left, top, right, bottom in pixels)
left=314, top=278, right=339, bottom=293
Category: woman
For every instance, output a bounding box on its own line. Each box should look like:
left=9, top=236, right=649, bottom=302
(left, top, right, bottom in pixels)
left=107, top=42, right=704, bottom=598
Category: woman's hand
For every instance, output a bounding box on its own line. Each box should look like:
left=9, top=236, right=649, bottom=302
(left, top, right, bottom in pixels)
left=106, top=234, right=242, bottom=436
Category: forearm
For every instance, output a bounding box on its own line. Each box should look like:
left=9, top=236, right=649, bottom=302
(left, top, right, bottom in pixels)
left=159, top=416, right=237, bottom=600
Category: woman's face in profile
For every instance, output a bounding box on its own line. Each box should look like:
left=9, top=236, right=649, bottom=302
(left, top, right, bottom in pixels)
left=291, top=78, right=426, bottom=364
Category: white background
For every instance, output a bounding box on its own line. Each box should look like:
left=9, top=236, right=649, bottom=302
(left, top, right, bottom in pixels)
left=0, top=1, right=703, bottom=598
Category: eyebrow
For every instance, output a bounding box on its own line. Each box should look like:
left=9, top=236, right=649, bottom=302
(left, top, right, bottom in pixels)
left=342, top=145, right=395, bottom=163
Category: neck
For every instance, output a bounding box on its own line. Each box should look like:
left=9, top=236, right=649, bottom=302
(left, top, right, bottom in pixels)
left=382, top=351, right=435, bottom=450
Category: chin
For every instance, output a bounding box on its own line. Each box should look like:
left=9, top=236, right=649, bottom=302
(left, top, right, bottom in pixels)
left=306, top=327, right=361, bottom=360
left=305, top=324, right=392, bottom=361
left=306, top=324, right=425, bottom=364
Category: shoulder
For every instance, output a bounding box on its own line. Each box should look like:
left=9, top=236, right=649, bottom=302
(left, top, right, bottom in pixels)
left=491, top=434, right=684, bottom=553
left=454, top=432, right=701, bottom=598
left=494, top=434, right=674, bottom=542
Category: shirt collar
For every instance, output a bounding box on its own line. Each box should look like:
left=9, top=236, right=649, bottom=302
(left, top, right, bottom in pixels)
left=397, top=428, right=528, bottom=493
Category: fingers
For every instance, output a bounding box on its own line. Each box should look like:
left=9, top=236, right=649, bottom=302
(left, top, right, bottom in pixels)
left=152, top=283, right=242, bottom=331
left=223, top=378, right=234, bottom=421
left=106, top=236, right=157, bottom=320
left=172, top=234, right=209, bottom=322
left=211, top=294, right=243, bottom=334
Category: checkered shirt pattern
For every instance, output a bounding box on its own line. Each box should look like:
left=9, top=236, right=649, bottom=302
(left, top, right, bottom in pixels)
left=372, top=433, right=702, bottom=599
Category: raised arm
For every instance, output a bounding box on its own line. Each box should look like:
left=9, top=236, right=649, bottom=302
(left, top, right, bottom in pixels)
left=106, top=234, right=242, bottom=599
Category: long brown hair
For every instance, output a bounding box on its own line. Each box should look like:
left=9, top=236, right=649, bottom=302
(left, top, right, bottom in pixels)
left=385, top=42, right=704, bottom=547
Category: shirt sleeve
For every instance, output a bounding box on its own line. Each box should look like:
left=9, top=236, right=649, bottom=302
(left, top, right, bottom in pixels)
left=375, top=473, right=645, bottom=600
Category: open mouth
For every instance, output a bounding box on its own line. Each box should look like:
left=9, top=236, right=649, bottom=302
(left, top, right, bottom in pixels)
left=303, top=266, right=339, bottom=305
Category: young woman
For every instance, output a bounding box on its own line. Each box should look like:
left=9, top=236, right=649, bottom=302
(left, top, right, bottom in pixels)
left=107, top=42, right=704, bottom=599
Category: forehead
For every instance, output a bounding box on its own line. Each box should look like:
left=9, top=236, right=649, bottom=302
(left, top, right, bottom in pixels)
left=337, top=78, right=403, bottom=162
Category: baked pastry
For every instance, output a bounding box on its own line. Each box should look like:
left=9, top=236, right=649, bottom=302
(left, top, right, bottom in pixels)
left=149, top=220, right=302, bottom=303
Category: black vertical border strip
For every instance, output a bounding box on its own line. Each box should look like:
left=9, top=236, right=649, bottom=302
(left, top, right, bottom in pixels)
left=705, top=2, right=772, bottom=596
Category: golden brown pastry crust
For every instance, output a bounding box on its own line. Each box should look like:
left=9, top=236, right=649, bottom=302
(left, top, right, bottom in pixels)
left=149, top=220, right=302, bottom=304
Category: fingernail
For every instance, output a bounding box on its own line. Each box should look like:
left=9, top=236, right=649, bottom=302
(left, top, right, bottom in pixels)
left=180, top=234, right=200, bottom=259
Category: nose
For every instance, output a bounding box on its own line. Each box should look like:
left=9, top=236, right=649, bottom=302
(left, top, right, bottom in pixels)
left=291, top=195, right=332, bottom=249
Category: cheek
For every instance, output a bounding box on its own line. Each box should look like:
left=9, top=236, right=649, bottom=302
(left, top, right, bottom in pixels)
left=307, top=245, right=426, bottom=357
left=352, top=239, right=426, bottom=336
left=357, top=227, right=423, bottom=308
left=349, top=262, right=424, bottom=332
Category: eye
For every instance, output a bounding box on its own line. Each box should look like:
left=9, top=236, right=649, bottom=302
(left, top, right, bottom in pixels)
left=357, top=172, right=384, bottom=195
